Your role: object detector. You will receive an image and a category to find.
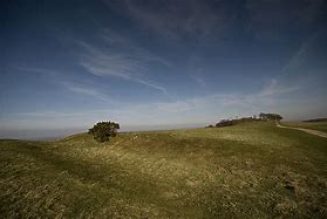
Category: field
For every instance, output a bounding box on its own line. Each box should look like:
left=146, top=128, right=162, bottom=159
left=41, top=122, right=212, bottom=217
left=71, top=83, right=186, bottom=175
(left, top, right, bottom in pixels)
left=282, top=121, right=327, bottom=133
left=0, top=121, right=326, bottom=218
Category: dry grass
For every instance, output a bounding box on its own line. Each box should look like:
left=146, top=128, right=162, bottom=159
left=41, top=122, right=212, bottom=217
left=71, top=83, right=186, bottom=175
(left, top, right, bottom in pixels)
left=1, top=121, right=326, bottom=218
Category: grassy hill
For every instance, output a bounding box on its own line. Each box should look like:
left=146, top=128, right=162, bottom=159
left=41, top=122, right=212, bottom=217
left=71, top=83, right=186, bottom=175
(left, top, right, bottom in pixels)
left=1, top=121, right=326, bottom=218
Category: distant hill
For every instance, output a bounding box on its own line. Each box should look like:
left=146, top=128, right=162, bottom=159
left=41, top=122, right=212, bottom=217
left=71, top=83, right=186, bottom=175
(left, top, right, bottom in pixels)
left=303, top=118, right=327, bottom=122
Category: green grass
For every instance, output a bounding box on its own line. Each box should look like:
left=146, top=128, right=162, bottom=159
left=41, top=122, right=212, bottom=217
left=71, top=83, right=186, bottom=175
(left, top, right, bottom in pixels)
left=282, top=121, right=327, bottom=133
left=1, top=121, right=326, bottom=218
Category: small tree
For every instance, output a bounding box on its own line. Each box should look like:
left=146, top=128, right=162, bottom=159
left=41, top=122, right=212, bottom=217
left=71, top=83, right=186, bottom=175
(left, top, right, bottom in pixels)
left=88, top=121, right=120, bottom=142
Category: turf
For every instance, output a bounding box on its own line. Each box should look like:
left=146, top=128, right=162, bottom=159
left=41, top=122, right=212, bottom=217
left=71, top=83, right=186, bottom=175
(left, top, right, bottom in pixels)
left=0, top=121, right=326, bottom=218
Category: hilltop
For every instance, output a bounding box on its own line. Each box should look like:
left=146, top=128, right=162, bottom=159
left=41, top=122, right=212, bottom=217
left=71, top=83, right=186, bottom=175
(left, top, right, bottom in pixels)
left=0, top=121, right=326, bottom=218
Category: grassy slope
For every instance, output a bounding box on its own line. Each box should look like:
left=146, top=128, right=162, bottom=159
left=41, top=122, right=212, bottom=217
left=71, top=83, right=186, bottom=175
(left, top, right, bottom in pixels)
left=0, top=121, right=326, bottom=218
left=282, top=121, right=327, bottom=133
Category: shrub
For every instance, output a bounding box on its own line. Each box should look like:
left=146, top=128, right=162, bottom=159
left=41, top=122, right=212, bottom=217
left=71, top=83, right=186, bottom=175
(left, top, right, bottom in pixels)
left=88, top=121, right=120, bottom=142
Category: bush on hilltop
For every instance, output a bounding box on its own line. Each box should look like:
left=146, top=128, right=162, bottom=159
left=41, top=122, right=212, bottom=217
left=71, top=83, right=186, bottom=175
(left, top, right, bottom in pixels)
left=88, top=121, right=120, bottom=142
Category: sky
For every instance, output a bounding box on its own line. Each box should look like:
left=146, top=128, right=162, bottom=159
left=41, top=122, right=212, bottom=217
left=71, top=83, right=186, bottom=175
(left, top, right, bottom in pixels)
left=1, top=0, right=327, bottom=138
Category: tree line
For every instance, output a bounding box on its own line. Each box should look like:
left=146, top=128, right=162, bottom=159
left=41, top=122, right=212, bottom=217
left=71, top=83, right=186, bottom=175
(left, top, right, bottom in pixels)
left=207, top=112, right=283, bottom=128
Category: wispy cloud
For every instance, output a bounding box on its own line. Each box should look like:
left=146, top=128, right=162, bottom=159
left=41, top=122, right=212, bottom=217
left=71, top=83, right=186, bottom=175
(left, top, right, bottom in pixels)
left=150, top=78, right=300, bottom=116
left=190, top=68, right=207, bottom=87
left=281, top=32, right=320, bottom=74
left=77, top=33, right=169, bottom=94
left=133, top=79, right=168, bottom=94
left=17, top=67, right=112, bottom=102
left=100, top=29, right=172, bottom=67
left=106, top=0, right=232, bottom=40
left=192, top=76, right=206, bottom=87
left=61, top=81, right=112, bottom=102
left=259, top=79, right=300, bottom=97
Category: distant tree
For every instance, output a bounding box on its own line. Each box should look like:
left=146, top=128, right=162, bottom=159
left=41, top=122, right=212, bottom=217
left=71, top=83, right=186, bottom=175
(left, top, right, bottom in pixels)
left=88, top=121, right=120, bottom=142
left=259, top=113, right=283, bottom=121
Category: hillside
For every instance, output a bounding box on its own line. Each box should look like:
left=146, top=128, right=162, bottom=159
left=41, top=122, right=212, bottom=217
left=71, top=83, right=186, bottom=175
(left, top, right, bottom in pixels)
left=303, top=118, right=327, bottom=123
left=282, top=121, right=327, bottom=133
left=0, top=121, right=326, bottom=218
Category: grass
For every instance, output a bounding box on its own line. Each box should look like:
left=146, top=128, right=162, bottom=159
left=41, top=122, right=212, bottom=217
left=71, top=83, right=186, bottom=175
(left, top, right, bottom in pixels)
left=0, top=121, right=326, bottom=218
left=282, top=121, right=327, bottom=133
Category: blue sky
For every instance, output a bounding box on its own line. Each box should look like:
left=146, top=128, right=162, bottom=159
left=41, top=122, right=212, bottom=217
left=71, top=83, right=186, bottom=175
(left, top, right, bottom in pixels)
left=1, top=0, right=327, bottom=138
